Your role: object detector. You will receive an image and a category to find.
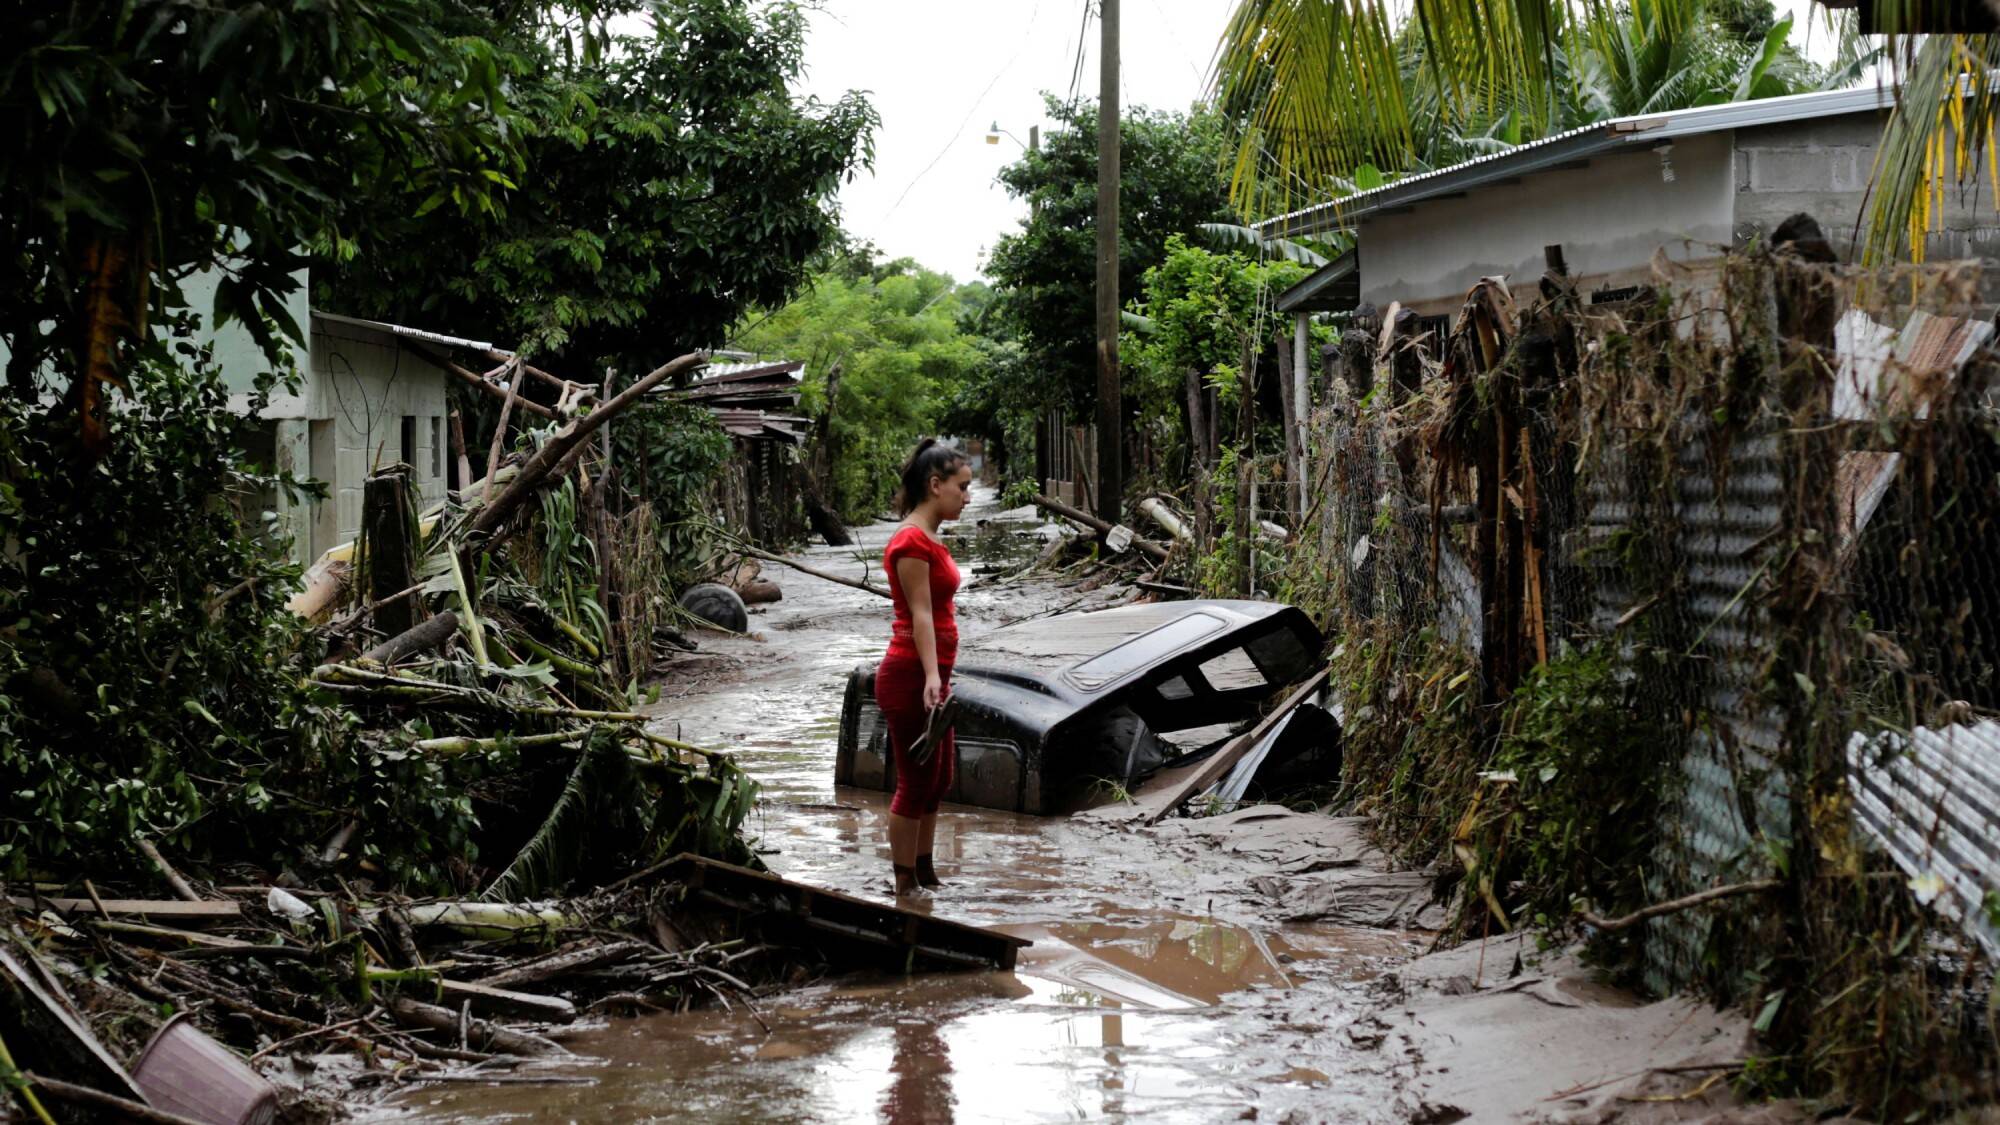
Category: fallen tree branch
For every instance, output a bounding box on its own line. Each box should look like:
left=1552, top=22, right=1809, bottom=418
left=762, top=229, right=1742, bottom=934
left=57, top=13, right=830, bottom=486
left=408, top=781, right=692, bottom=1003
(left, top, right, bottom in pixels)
left=733, top=543, right=889, bottom=599
left=361, top=611, right=461, bottom=666
left=388, top=996, right=566, bottom=1058
left=135, top=838, right=201, bottom=903
left=1578, top=880, right=1783, bottom=932
left=24, top=1073, right=209, bottom=1125
left=404, top=344, right=557, bottom=419
left=1032, top=494, right=1170, bottom=563
left=468, top=350, right=708, bottom=553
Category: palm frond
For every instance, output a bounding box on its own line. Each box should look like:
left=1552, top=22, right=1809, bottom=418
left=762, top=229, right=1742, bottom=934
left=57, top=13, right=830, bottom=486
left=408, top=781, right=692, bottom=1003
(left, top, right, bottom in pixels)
left=1196, top=222, right=1336, bottom=266
left=1864, top=35, right=2000, bottom=265
left=481, top=733, right=618, bottom=900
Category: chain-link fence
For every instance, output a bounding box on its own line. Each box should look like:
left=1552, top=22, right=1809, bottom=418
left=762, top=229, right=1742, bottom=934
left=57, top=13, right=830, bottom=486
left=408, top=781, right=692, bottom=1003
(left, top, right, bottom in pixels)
left=1302, top=242, right=1998, bottom=1109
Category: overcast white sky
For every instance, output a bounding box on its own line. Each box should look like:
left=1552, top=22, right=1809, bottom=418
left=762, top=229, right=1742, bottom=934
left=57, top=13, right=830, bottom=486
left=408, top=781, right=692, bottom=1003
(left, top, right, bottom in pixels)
left=793, top=1, right=1840, bottom=283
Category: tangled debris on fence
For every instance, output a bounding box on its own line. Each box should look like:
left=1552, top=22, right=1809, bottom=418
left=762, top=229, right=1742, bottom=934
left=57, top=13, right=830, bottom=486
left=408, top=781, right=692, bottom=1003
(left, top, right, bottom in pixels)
left=1298, top=224, right=2000, bottom=1114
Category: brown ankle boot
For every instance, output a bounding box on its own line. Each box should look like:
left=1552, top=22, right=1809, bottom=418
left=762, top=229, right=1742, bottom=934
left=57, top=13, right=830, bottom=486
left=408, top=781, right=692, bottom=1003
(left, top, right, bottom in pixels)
left=915, top=854, right=945, bottom=888
left=893, top=863, right=920, bottom=896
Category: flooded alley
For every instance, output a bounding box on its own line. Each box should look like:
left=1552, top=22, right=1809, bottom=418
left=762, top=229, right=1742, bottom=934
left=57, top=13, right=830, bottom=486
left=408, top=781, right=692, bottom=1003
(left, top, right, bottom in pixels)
left=370, top=488, right=1424, bottom=1123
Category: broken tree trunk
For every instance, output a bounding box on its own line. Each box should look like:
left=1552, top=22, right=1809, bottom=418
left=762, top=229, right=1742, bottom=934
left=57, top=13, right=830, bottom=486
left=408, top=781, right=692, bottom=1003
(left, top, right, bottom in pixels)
left=796, top=469, right=852, bottom=547
left=287, top=558, right=351, bottom=620
left=360, top=611, right=460, bottom=666
left=482, top=357, right=529, bottom=505
left=363, top=467, right=419, bottom=638
left=449, top=409, right=474, bottom=496
left=1031, top=494, right=1170, bottom=564
left=734, top=543, right=888, bottom=599
left=467, top=350, right=708, bottom=555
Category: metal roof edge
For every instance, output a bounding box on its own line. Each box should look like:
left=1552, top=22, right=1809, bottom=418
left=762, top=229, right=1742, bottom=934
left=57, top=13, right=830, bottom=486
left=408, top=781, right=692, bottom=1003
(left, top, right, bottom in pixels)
left=1259, top=85, right=1898, bottom=238
left=1275, top=249, right=1358, bottom=313
left=310, top=309, right=501, bottom=354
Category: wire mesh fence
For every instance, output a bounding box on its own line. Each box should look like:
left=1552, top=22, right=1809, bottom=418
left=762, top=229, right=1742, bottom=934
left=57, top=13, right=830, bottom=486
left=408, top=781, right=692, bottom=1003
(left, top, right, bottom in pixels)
left=1301, top=241, right=1999, bottom=1107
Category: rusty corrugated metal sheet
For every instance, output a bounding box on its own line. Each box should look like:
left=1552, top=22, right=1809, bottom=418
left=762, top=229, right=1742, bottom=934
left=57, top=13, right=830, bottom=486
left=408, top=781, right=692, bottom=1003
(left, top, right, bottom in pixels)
left=1848, top=721, right=2000, bottom=959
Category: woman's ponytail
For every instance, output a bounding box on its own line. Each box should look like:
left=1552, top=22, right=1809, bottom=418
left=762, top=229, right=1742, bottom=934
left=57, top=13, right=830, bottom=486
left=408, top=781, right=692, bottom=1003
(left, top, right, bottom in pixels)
left=892, top=438, right=967, bottom=515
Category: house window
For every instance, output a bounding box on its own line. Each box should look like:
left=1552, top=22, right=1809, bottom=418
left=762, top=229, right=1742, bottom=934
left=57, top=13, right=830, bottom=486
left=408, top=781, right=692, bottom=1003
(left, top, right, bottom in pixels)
left=430, top=416, right=442, bottom=478
left=400, top=415, right=416, bottom=470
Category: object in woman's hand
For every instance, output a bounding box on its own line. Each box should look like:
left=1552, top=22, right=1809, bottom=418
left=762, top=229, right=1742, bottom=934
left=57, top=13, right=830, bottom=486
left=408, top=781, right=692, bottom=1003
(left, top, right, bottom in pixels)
left=909, top=694, right=961, bottom=766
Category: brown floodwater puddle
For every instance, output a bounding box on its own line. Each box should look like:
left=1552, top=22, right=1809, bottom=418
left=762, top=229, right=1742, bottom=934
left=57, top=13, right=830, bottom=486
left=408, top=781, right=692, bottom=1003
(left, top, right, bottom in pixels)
left=366, top=490, right=1417, bottom=1122
left=366, top=912, right=1407, bottom=1124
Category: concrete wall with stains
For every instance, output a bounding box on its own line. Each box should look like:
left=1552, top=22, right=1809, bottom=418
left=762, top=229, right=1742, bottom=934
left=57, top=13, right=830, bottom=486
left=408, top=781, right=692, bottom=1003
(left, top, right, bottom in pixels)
left=1731, top=110, right=2000, bottom=282
left=1357, top=131, right=1739, bottom=313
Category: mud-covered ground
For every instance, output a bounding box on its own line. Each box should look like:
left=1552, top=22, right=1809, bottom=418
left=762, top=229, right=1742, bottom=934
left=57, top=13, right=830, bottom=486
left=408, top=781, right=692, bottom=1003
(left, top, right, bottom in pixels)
left=366, top=487, right=1768, bottom=1124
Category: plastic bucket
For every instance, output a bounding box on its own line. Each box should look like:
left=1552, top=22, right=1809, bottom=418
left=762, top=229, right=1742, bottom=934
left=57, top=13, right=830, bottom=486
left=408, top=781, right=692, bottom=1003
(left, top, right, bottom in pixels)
left=131, top=1014, right=278, bottom=1125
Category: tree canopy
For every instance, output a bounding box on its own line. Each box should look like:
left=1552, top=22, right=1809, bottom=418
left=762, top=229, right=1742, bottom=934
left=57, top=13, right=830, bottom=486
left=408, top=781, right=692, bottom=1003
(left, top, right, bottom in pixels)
left=321, top=0, right=877, bottom=374
left=732, top=252, right=983, bottom=520
left=2, top=0, right=516, bottom=442
left=1213, top=0, right=1855, bottom=219
left=984, top=97, right=1237, bottom=422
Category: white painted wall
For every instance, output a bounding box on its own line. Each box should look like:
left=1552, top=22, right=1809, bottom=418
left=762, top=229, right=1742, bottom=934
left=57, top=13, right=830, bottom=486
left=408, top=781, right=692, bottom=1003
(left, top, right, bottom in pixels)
left=176, top=266, right=316, bottom=419
left=306, top=315, right=451, bottom=559
left=1358, top=132, right=1738, bottom=312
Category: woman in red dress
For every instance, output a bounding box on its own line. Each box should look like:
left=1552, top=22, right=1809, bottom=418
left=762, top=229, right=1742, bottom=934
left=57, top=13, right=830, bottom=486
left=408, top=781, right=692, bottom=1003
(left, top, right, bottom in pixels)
left=876, top=438, right=973, bottom=896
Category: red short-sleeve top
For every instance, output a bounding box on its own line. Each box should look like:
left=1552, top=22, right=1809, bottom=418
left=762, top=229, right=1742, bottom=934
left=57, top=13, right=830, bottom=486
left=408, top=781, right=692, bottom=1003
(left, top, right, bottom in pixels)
left=883, top=524, right=960, bottom=666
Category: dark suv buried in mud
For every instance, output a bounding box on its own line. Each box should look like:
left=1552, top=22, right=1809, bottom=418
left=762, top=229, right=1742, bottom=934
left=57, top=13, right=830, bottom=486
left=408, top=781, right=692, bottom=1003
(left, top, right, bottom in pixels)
left=835, top=600, right=1326, bottom=815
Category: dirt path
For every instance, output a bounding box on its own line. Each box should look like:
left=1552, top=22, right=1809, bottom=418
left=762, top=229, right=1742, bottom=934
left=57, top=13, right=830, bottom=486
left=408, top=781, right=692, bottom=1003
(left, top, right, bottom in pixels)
left=367, top=486, right=1762, bottom=1124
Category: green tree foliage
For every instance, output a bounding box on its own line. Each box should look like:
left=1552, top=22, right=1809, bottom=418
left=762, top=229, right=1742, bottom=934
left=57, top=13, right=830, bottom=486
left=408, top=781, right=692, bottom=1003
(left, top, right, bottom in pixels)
left=733, top=254, right=981, bottom=520
left=322, top=0, right=878, bottom=373
left=613, top=399, right=734, bottom=587
left=985, top=98, right=1237, bottom=421
left=0, top=0, right=524, bottom=879
left=1, top=0, right=516, bottom=432
left=1127, top=236, right=1309, bottom=427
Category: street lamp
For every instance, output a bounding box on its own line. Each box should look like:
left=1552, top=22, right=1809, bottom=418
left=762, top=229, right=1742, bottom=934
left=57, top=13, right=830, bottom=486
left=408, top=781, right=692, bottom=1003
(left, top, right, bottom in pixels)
left=985, top=121, right=1039, bottom=151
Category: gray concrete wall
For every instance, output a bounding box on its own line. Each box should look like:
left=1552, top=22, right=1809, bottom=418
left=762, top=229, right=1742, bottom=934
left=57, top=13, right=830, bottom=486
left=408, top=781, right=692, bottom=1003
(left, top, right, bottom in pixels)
left=1732, top=110, right=2000, bottom=271
left=1358, top=132, right=1739, bottom=313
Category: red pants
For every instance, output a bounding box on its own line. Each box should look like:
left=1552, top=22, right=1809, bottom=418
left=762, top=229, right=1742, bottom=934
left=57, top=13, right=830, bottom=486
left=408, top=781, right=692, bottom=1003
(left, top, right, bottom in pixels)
left=876, top=656, right=954, bottom=818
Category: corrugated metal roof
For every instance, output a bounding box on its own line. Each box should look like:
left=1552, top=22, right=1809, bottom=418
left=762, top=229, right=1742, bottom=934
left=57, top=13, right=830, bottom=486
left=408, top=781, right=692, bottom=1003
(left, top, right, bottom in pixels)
left=1260, top=85, right=1896, bottom=238
left=1849, top=721, right=2000, bottom=959
left=694, top=359, right=805, bottom=385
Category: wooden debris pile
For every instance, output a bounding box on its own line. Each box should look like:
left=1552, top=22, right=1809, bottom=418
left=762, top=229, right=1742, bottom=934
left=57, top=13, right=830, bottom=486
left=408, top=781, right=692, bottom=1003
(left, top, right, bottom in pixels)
left=1, top=851, right=1031, bottom=1118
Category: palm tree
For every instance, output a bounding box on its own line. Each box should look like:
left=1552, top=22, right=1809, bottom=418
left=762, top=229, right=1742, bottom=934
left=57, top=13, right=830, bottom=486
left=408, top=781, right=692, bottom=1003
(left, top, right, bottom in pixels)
left=1214, top=0, right=1858, bottom=222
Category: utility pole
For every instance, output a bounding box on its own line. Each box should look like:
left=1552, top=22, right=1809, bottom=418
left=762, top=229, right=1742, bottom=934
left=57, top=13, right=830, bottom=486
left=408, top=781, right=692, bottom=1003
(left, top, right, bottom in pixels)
left=1094, top=0, right=1121, bottom=525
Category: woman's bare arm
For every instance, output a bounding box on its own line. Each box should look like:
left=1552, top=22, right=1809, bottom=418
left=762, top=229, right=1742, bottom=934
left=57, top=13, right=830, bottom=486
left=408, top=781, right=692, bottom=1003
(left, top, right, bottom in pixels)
left=897, top=554, right=943, bottom=708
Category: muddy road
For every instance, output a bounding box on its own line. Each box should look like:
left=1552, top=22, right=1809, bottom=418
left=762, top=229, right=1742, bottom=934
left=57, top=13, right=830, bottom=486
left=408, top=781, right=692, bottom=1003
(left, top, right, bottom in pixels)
left=367, top=487, right=1424, bottom=1123
left=364, top=487, right=1750, bottom=1124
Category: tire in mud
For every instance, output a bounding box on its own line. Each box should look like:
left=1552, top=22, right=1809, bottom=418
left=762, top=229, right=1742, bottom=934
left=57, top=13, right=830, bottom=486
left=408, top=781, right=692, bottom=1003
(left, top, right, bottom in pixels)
left=679, top=582, right=748, bottom=632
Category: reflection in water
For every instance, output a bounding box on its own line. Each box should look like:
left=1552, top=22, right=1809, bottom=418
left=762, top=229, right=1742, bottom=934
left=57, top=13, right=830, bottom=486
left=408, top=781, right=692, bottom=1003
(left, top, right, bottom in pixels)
left=882, top=1019, right=953, bottom=1125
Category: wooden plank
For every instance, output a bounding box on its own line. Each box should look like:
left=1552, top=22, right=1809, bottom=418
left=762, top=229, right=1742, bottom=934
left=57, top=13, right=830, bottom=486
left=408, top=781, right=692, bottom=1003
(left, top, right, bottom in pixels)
left=14, top=897, right=240, bottom=921
left=1140, top=667, right=1333, bottom=826
left=664, top=855, right=1028, bottom=972
left=439, top=979, right=577, bottom=1024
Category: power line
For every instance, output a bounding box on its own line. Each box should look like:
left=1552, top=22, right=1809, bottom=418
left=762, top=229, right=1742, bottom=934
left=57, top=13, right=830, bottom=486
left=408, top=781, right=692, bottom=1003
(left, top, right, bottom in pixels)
left=880, top=0, right=1046, bottom=222
left=1065, top=0, right=1094, bottom=112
